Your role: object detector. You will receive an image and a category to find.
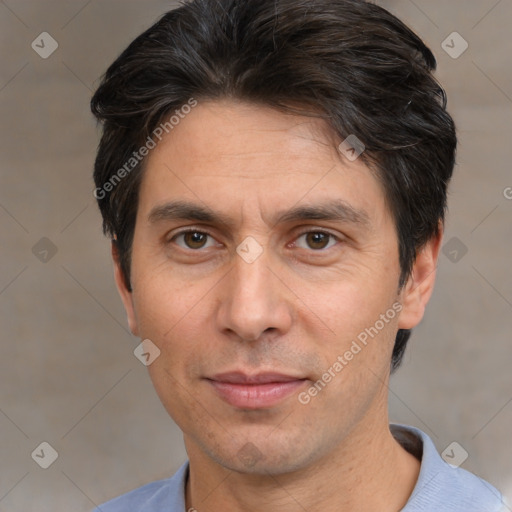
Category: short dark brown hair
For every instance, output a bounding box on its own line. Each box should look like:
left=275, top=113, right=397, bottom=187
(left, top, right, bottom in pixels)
left=91, top=0, right=457, bottom=371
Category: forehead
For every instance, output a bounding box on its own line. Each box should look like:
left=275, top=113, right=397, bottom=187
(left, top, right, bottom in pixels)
left=137, top=99, right=389, bottom=229
left=149, top=100, right=345, bottom=172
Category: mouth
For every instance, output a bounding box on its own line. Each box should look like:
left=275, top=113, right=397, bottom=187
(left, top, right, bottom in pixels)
left=205, top=372, right=308, bottom=409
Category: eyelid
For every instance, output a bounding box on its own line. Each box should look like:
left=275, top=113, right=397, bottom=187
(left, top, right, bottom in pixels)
left=294, top=227, right=340, bottom=238
left=168, top=226, right=215, bottom=239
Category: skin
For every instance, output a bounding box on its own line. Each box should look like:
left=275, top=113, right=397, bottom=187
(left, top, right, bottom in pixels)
left=113, top=99, right=442, bottom=512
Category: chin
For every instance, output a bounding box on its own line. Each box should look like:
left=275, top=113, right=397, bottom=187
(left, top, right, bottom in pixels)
left=198, top=429, right=321, bottom=476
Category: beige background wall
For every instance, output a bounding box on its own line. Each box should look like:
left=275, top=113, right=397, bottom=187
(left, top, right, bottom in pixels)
left=1, top=1, right=511, bottom=510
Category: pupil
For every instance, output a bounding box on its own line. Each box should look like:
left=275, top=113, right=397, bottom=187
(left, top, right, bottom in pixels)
left=187, top=232, right=205, bottom=247
left=308, top=232, right=328, bottom=249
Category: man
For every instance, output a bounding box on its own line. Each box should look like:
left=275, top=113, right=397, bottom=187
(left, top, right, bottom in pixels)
left=90, top=0, right=505, bottom=510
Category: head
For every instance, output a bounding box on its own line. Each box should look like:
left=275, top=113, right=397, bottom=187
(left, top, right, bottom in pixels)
left=91, top=0, right=456, bottom=474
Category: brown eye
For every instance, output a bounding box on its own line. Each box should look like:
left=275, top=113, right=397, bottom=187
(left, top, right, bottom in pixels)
left=172, top=230, right=215, bottom=250
left=295, top=231, right=338, bottom=251
left=306, top=232, right=330, bottom=249
left=183, top=232, right=207, bottom=249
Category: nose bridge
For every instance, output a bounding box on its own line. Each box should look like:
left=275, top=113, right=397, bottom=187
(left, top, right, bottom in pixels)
left=217, top=242, right=290, bottom=341
left=233, top=248, right=271, bottom=303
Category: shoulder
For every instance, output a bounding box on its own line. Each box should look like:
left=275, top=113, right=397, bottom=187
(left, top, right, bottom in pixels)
left=392, top=424, right=505, bottom=512
left=93, top=463, right=188, bottom=512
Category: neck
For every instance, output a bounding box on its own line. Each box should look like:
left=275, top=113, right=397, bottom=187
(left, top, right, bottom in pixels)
left=184, top=416, right=420, bottom=512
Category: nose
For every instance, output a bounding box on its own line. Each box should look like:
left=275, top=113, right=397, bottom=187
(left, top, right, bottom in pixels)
left=216, top=246, right=293, bottom=342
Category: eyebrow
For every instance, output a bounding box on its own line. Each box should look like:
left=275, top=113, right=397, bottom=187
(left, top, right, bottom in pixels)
left=147, top=199, right=371, bottom=230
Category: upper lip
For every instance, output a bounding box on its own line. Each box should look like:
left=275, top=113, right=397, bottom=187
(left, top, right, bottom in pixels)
left=208, top=372, right=305, bottom=384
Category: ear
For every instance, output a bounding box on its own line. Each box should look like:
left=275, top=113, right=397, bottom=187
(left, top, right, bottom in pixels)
left=112, top=241, right=139, bottom=336
left=397, top=225, right=443, bottom=330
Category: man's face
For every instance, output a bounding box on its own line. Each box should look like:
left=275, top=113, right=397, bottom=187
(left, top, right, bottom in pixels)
left=116, top=100, right=424, bottom=474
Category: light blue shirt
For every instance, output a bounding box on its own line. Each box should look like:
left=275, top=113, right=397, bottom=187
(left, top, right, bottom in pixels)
left=94, top=425, right=506, bottom=511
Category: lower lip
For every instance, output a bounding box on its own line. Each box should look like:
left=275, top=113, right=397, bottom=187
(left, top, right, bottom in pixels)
left=208, top=379, right=306, bottom=409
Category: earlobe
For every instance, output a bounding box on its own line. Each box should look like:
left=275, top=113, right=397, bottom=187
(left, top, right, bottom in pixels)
left=111, top=241, right=139, bottom=336
left=397, top=227, right=443, bottom=330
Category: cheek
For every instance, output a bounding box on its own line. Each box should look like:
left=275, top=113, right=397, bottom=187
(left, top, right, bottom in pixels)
left=135, top=273, right=210, bottom=416
left=130, top=265, right=220, bottom=385
left=300, top=310, right=398, bottom=422
left=130, top=258, right=207, bottom=338
left=306, top=265, right=401, bottom=398
left=319, top=269, right=398, bottom=335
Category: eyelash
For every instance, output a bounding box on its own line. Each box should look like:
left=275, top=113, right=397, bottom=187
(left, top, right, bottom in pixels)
left=168, top=227, right=341, bottom=252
